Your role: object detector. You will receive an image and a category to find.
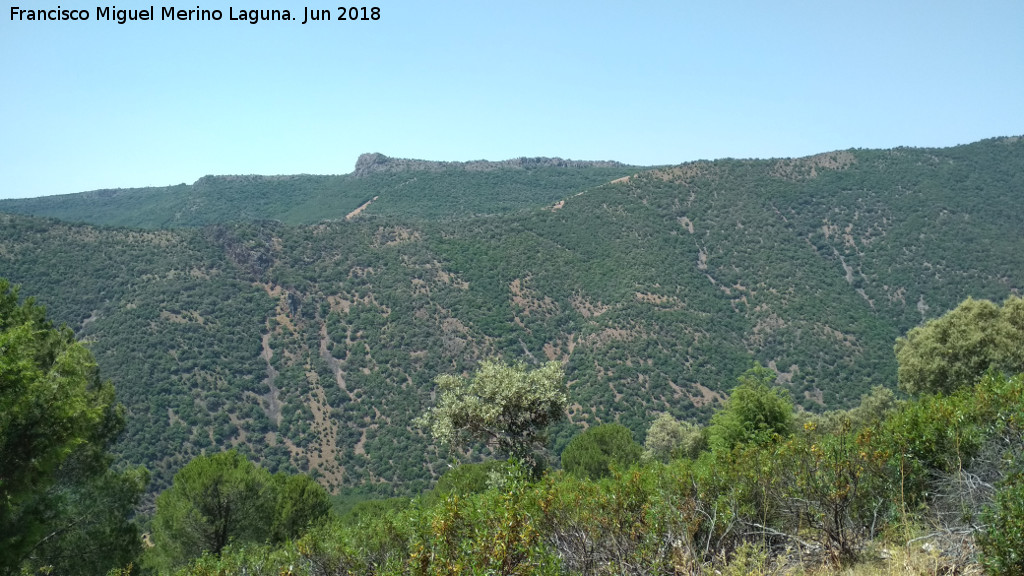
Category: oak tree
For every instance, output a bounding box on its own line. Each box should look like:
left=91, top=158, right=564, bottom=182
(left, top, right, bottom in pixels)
left=416, top=360, right=567, bottom=472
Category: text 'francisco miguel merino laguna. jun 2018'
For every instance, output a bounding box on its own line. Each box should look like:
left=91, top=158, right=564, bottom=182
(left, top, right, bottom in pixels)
left=9, top=5, right=381, bottom=24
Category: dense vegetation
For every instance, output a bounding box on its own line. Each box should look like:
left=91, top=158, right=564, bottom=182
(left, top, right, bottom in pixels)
left=3, top=280, right=1024, bottom=573
left=132, top=300, right=1024, bottom=574
left=148, top=450, right=330, bottom=573
left=0, top=137, right=1021, bottom=502
left=0, top=281, right=146, bottom=575
left=153, top=361, right=1024, bottom=575
left=0, top=157, right=636, bottom=227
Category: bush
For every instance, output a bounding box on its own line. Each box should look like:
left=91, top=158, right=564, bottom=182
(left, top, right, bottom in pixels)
left=980, top=464, right=1024, bottom=576
left=643, top=413, right=706, bottom=462
left=561, top=423, right=642, bottom=480
left=708, top=364, right=794, bottom=452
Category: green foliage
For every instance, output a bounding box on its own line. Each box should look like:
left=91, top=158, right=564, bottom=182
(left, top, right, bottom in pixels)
left=980, top=463, right=1024, bottom=576
left=535, top=464, right=673, bottom=572
left=149, top=450, right=329, bottom=571
left=287, top=463, right=561, bottom=576
left=0, top=163, right=636, bottom=227
left=339, top=496, right=411, bottom=528
left=272, top=471, right=332, bottom=543
left=708, top=364, right=794, bottom=452
left=895, top=296, right=1024, bottom=395
left=427, top=460, right=506, bottom=504
left=25, top=465, right=149, bottom=576
left=805, top=385, right=901, bottom=437
left=0, top=279, right=145, bottom=575
left=172, top=543, right=302, bottom=576
left=415, top=360, right=567, bottom=472
left=642, top=412, right=706, bottom=462
left=561, top=423, right=642, bottom=480
left=781, top=424, right=893, bottom=561
left=150, top=451, right=274, bottom=570
left=165, top=371, right=1024, bottom=575
left=843, top=385, right=900, bottom=430
left=1, top=138, right=1023, bottom=498
left=408, top=463, right=561, bottom=575
left=975, top=372, right=1024, bottom=576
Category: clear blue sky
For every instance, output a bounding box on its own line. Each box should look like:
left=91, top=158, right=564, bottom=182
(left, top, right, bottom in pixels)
left=1, top=1, right=1022, bottom=199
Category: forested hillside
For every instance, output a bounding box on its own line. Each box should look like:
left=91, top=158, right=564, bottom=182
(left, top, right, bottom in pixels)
left=0, top=156, right=635, bottom=227
left=0, top=137, right=1021, bottom=496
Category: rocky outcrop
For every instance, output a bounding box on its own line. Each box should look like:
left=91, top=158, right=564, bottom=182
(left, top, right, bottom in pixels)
left=353, top=153, right=625, bottom=177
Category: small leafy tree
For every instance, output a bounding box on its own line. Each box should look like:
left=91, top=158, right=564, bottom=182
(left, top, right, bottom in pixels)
left=425, top=461, right=507, bottom=506
left=272, top=471, right=332, bottom=543
left=415, top=360, right=567, bottom=473
left=561, top=423, right=642, bottom=480
left=708, top=364, right=794, bottom=452
left=150, top=451, right=274, bottom=569
left=895, top=296, right=1024, bottom=395
left=643, top=413, right=706, bottom=462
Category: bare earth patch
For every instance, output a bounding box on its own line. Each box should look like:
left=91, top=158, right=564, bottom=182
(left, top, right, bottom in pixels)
left=346, top=196, right=378, bottom=220
left=678, top=216, right=695, bottom=234
left=687, top=382, right=724, bottom=408
left=635, top=291, right=685, bottom=309
left=373, top=225, right=421, bottom=247
left=570, top=293, right=610, bottom=318
left=509, top=277, right=558, bottom=317
left=770, top=150, right=856, bottom=181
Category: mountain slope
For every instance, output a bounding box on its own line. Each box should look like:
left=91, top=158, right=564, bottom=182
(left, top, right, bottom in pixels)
left=0, top=156, right=637, bottom=227
left=0, top=137, right=1020, bottom=496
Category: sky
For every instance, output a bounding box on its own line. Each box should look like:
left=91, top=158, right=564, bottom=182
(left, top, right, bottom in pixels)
left=1, top=1, right=1022, bottom=199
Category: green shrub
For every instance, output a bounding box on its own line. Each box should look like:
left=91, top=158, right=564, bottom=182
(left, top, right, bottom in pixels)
left=708, top=364, right=794, bottom=452
left=561, top=423, right=642, bottom=480
left=642, top=413, right=707, bottom=462
left=979, top=464, right=1024, bottom=576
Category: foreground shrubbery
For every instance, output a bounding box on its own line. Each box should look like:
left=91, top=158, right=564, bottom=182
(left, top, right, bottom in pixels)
left=169, top=370, right=1024, bottom=576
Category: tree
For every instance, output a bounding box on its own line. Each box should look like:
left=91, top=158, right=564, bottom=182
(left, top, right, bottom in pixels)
left=149, top=450, right=329, bottom=571
left=895, top=296, right=1024, bottom=395
left=561, top=423, right=642, bottom=480
left=642, top=413, right=706, bottom=462
left=415, top=360, right=567, bottom=473
left=25, top=465, right=149, bottom=576
left=0, top=279, right=145, bottom=575
left=271, top=471, right=332, bottom=542
left=708, top=363, right=794, bottom=452
left=150, top=451, right=274, bottom=569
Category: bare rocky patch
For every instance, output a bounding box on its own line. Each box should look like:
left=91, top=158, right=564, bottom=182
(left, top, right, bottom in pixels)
left=771, top=150, right=856, bottom=181
left=509, top=277, right=558, bottom=317
left=346, top=195, right=378, bottom=220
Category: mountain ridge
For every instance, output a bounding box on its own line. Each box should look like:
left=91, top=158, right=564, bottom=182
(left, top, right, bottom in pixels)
left=352, top=152, right=629, bottom=177
left=0, top=155, right=640, bottom=228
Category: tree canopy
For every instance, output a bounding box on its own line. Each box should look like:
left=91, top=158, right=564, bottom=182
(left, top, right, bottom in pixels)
left=415, top=360, right=567, bottom=471
left=560, top=423, right=642, bottom=480
left=0, top=279, right=145, bottom=575
left=642, top=413, right=706, bottom=463
left=149, top=450, right=330, bottom=571
left=895, top=295, right=1024, bottom=395
left=708, top=363, right=794, bottom=451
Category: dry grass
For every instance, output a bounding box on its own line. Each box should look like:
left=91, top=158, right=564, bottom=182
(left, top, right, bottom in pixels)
left=702, top=541, right=982, bottom=576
